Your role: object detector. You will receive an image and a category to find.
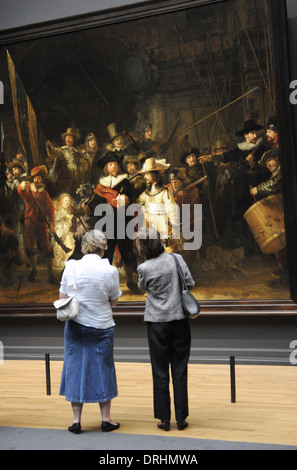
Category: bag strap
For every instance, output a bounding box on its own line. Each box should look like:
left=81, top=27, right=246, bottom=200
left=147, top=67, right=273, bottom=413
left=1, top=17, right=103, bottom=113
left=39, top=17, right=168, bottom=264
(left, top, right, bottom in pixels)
left=171, top=254, right=188, bottom=291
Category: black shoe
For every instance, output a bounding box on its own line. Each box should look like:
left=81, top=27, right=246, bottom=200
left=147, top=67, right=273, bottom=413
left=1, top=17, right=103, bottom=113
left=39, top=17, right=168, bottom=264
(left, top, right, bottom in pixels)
left=68, top=422, right=82, bottom=434
left=157, top=421, right=170, bottom=431
left=101, top=421, right=120, bottom=432
left=177, top=420, right=188, bottom=430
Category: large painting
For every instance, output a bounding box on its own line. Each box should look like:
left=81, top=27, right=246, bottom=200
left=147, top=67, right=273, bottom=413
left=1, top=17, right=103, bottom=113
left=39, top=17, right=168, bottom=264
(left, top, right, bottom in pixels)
left=0, top=0, right=295, bottom=312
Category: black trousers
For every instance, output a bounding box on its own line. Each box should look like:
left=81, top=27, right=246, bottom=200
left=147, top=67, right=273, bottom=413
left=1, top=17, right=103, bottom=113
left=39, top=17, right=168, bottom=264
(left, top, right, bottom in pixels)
left=146, top=318, right=191, bottom=423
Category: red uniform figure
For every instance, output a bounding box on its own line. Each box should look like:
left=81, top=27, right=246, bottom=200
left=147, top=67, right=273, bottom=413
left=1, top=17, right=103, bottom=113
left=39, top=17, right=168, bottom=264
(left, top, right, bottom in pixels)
left=17, top=165, right=58, bottom=284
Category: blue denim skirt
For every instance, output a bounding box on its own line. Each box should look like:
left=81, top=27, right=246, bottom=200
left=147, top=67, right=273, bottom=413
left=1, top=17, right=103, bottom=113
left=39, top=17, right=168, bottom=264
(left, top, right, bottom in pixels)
left=59, top=320, right=118, bottom=403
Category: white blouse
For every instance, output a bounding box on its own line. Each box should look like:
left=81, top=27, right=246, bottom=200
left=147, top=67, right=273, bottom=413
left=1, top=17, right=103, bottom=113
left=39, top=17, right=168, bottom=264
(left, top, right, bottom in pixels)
left=59, top=254, right=122, bottom=329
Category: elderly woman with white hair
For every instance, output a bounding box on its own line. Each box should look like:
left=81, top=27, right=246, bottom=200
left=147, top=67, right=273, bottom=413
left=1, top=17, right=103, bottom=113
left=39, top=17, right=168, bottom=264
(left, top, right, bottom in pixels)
left=59, top=230, right=122, bottom=434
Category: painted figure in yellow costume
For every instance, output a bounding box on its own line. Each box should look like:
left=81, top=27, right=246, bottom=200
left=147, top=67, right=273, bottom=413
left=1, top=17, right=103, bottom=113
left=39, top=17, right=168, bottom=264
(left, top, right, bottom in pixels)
left=137, top=158, right=181, bottom=252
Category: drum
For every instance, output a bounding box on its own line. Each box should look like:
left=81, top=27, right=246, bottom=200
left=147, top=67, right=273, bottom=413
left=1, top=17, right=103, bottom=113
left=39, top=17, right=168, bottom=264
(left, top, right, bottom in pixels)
left=244, top=194, right=286, bottom=254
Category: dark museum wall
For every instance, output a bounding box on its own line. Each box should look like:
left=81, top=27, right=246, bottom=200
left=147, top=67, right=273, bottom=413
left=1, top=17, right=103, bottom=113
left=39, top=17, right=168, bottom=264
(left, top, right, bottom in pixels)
left=0, top=0, right=297, bottom=365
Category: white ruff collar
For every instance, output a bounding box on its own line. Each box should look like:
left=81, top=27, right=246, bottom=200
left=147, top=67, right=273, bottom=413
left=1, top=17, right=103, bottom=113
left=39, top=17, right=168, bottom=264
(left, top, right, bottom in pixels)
left=99, top=174, right=127, bottom=188
left=238, top=138, right=262, bottom=152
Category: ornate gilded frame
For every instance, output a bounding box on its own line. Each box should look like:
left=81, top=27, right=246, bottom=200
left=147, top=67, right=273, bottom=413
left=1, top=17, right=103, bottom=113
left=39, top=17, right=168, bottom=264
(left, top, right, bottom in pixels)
left=0, top=0, right=296, bottom=318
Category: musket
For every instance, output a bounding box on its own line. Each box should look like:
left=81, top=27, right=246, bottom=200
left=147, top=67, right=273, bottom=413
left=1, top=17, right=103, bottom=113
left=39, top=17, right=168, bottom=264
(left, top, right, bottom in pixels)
left=28, top=188, right=72, bottom=254
left=127, top=171, right=142, bottom=181
left=137, top=117, right=182, bottom=162
left=183, top=175, right=208, bottom=191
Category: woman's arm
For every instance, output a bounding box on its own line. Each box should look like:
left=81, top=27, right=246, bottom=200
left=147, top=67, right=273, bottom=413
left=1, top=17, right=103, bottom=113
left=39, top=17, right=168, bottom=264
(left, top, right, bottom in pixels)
left=109, top=269, right=122, bottom=307
left=177, top=255, right=195, bottom=289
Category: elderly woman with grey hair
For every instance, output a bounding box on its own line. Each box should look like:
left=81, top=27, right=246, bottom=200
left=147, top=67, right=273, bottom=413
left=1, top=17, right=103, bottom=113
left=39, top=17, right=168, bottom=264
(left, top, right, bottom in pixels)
left=59, top=229, right=122, bottom=434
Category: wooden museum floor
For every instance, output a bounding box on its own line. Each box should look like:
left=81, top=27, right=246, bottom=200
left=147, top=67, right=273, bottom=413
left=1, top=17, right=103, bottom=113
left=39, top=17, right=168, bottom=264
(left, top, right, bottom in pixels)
left=0, top=360, right=297, bottom=447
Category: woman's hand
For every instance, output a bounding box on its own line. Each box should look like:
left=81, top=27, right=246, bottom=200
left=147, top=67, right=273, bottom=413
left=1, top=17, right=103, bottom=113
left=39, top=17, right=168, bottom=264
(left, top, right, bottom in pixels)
left=110, top=298, right=118, bottom=307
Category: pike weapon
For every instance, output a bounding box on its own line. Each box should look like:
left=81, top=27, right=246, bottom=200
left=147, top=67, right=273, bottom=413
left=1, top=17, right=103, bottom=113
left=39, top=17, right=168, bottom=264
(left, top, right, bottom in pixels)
left=28, top=188, right=72, bottom=254
left=172, top=87, right=259, bottom=140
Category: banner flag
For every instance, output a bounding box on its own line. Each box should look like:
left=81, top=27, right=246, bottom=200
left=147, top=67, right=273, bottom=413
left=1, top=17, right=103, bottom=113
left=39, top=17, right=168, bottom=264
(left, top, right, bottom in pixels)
left=6, top=48, right=45, bottom=169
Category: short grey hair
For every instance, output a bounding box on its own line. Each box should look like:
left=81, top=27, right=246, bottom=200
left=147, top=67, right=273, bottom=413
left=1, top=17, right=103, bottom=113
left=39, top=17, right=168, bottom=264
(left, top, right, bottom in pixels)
left=81, top=230, right=108, bottom=254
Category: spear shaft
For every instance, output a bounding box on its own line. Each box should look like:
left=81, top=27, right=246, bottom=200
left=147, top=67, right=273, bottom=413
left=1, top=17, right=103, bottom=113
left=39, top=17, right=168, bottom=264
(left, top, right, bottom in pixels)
left=172, top=87, right=259, bottom=140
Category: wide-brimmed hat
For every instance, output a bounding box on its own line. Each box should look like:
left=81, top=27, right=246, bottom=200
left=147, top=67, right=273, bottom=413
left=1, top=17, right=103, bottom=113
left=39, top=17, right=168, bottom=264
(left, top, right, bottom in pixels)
left=235, top=119, right=264, bottom=137
left=180, top=148, right=200, bottom=164
left=106, top=122, right=126, bottom=143
left=97, top=151, right=123, bottom=169
left=61, top=127, right=80, bottom=142
left=8, top=161, right=26, bottom=173
left=139, top=157, right=170, bottom=173
left=259, top=149, right=279, bottom=167
left=31, top=165, right=48, bottom=179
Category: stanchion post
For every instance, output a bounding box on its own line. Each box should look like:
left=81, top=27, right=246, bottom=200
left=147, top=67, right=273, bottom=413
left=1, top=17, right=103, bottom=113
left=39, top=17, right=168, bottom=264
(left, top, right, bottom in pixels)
left=45, top=353, right=51, bottom=396
left=230, top=355, right=236, bottom=403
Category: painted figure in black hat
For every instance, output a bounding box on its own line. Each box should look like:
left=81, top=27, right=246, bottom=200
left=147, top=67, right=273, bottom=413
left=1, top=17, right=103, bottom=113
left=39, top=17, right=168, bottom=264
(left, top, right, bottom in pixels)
left=180, top=146, right=215, bottom=243
left=199, top=119, right=269, bottom=251
left=82, top=151, right=141, bottom=295
left=180, top=147, right=203, bottom=184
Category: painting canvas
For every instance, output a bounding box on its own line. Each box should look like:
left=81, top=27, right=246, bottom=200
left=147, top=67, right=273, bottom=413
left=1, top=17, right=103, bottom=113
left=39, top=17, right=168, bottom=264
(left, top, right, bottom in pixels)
left=0, top=0, right=293, bottom=307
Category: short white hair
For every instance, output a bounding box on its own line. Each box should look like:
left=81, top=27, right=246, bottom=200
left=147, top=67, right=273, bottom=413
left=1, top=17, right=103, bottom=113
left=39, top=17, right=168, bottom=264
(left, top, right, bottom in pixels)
left=81, top=230, right=108, bottom=254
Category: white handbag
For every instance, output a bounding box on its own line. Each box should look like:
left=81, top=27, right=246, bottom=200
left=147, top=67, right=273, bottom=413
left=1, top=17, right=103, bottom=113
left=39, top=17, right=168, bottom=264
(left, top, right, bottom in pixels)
left=54, top=262, right=79, bottom=321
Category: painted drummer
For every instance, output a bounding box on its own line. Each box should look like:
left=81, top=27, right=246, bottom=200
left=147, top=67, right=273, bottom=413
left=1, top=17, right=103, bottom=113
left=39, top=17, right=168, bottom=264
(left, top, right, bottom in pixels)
left=249, top=149, right=281, bottom=199
left=249, top=149, right=287, bottom=281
